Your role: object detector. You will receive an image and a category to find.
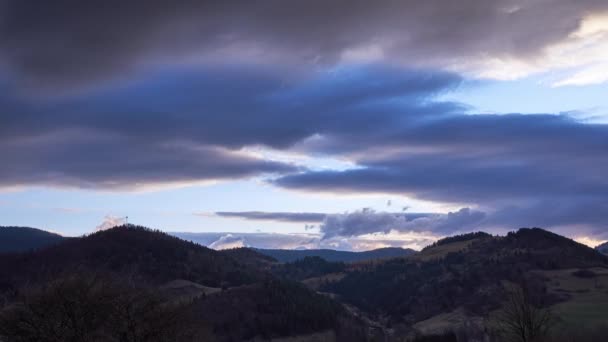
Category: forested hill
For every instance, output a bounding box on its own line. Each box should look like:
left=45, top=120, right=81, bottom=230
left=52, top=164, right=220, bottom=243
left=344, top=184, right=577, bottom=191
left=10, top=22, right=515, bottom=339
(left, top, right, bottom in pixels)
left=0, top=225, right=369, bottom=342
left=0, top=225, right=265, bottom=288
left=0, top=226, right=65, bottom=253
left=321, top=228, right=608, bottom=326
left=258, top=246, right=416, bottom=263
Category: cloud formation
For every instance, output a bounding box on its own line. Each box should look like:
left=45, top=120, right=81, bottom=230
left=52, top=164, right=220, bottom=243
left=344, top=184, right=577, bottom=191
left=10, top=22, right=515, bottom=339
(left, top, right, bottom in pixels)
left=2, top=60, right=607, bottom=239
left=214, top=208, right=488, bottom=238
left=0, top=65, right=456, bottom=189
left=0, top=132, right=294, bottom=190
left=2, top=0, right=608, bottom=88
left=215, top=211, right=327, bottom=223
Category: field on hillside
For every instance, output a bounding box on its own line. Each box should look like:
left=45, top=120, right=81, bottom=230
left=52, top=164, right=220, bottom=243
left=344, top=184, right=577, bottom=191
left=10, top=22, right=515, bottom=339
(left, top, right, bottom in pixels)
left=413, top=239, right=478, bottom=261
left=302, top=273, right=346, bottom=290
left=536, top=267, right=608, bottom=328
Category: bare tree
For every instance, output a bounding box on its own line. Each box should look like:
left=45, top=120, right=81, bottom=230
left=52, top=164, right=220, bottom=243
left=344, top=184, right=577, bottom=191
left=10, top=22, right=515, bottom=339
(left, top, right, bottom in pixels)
left=495, top=282, right=555, bottom=342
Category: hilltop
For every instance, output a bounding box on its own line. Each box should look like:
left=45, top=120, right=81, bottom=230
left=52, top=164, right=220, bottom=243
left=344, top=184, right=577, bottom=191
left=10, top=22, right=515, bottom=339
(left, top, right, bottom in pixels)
left=0, top=225, right=264, bottom=289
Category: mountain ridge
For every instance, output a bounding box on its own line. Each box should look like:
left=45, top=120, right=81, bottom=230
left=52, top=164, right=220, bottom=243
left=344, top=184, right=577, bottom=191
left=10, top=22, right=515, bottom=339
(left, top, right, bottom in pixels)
left=257, top=246, right=417, bottom=263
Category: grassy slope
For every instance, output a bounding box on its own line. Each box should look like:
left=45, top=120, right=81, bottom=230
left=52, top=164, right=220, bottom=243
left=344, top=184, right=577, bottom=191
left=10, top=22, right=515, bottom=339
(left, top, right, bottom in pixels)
left=413, top=239, right=480, bottom=262
left=537, top=267, right=608, bottom=327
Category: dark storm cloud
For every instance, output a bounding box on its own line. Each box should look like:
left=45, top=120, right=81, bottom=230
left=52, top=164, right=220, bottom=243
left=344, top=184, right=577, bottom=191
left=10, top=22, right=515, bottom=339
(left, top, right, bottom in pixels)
left=275, top=136, right=608, bottom=203
left=215, top=211, right=327, bottom=223
left=0, top=65, right=462, bottom=149
left=273, top=104, right=608, bottom=207
left=0, top=65, right=461, bottom=188
left=1, top=0, right=607, bottom=87
left=1, top=55, right=607, bottom=237
left=0, top=130, right=294, bottom=189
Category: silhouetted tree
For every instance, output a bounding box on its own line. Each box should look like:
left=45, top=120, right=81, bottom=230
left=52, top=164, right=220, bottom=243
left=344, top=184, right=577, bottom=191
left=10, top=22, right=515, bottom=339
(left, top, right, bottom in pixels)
left=495, top=282, right=556, bottom=342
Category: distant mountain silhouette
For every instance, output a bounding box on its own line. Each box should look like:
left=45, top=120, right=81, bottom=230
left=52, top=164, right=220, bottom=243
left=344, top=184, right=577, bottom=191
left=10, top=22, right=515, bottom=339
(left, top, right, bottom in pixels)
left=597, top=241, right=608, bottom=255
left=258, top=247, right=416, bottom=263
left=0, top=226, right=65, bottom=253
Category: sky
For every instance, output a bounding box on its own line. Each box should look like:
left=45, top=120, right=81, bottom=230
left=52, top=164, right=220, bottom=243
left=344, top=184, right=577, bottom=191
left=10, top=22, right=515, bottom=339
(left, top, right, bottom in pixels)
left=1, top=0, right=608, bottom=251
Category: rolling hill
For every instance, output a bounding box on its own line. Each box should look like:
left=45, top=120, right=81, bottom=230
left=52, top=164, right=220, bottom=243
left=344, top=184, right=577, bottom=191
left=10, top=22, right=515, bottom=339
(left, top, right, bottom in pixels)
left=0, top=225, right=266, bottom=289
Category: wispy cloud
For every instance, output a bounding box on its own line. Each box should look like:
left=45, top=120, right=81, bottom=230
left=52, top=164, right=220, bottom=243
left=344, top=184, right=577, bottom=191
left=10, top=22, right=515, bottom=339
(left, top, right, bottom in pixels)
left=95, top=215, right=127, bottom=232
left=214, top=211, right=327, bottom=223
